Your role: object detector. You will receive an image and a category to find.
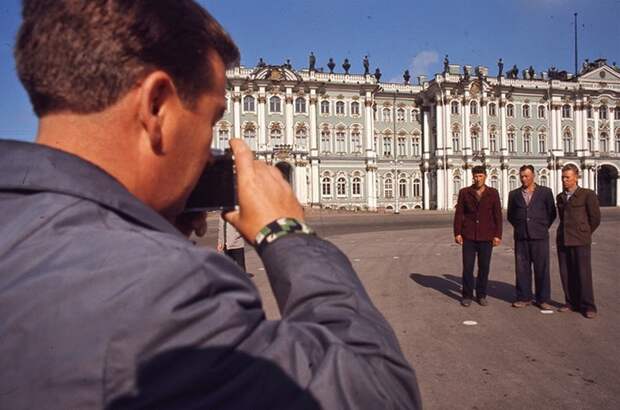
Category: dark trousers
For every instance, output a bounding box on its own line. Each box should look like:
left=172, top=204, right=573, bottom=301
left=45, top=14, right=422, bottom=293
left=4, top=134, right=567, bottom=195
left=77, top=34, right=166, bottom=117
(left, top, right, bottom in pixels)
left=225, top=247, right=246, bottom=272
left=462, top=240, right=493, bottom=299
left=514, top=238, right=551, bottom=303
left=557, top=243, right=596, bottom=312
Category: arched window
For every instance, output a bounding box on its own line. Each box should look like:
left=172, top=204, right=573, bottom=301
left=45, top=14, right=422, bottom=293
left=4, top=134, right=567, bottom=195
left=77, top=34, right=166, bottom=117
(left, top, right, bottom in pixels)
left=322, top=177, right=332, bottom=196
left=243, top=95, right=255, bottom=112
left=270, top=127, right=282, bottom=145
left=398, top=137, right=406, bottom=157
left=295, top=97, right=306, bottom=113
left=470, top=101, right=478, bottom=115
left=384, top=177, right=393, bottom=199
left=320, top=100, right=330, bottom=114
left=471, top=130, right=480, bottom=152
left=451, top=101, right=460, bottom=115
left=586, top=106, right=593, bottom=118
left=336, top=177, right=347, bottom=196
left=508, top=131, right=516, bottom=153
left=538, top=133, right=546, bottom=153
left=453, top=176, right=462, bottom=196
left=615, top=132, right=620, bottom=152
left=336, top=130, right=346, bottom=153
left=243, top=125, right=256, bottom=149
left=522, top=104, right=530, bottom=118
left=563, top=130, right=573, bottom=153
left=351, top=130, right=362, bottom=153
left=383, top=136, right=392, bottom=157
left=413, top=178, right=421, bottom=197
left=218, top=127, right=229, bottom=148
left=489, top=132, right=497, bottom=153
left=509, top=175, right=518, bottom=191
left=599, top=106, right=608, bottom=120
left=562, top=104, right=571, bottom=119
left=352, top=176, right=362, bottom=196
left=412, top=135, right=421, bottom=156
left=615, top=107, right=620, bottom=120
left=507, top=104, right=514, bottom=117
left=397, top=108, right=405, bottom=122
left=336, top=101, right=345, bottom=115
left=490, top=175, right=499, bottom=190
left=452, top=131, right=460, bottom=152
left=399, top=178, right=407, bottom=198
left=538, top=105, right=546, bottom=119
left=320, top=130, right=331, bottom=153
left=383, top=108, right=392, bottom=122
left=411, top=109, right=420, bottom=122
left=488, top=103, right=497, bottom=116
left=351, top=101, right=360, bottom=116
left=587, top=131, right=594, bottom=152
left=600, top=133, right=609, bottom=153
left=295, top=127, right=307, bottom=149
left=269, top=96, right=281, bottom=113
left=540, top=175, right=548, bottom=187
left=523, top=131, right=531, bottom=153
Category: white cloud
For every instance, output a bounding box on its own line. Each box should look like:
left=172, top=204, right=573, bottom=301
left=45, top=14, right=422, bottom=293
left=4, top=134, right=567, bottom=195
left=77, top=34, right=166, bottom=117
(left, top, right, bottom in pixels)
left=409, top=50, right=439, bottom=77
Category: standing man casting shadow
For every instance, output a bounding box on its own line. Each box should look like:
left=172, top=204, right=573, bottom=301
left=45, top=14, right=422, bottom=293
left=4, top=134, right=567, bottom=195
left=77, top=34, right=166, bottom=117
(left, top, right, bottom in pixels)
left=507, top=165, right=556, bottom=309
left=454, top=166, right=503, bottom=307
left=556, top=164, right=601, bottom=318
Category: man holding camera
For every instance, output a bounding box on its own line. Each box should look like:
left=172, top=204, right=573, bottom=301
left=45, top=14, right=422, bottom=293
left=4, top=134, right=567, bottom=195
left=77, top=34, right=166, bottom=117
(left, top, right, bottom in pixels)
left=0, top=1, right=420, bottom=409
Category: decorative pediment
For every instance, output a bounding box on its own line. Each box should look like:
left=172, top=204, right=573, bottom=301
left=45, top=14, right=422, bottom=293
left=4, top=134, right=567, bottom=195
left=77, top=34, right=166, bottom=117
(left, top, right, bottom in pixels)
left=578, top=65, right=620, bottom=84
left=251, top=65, right=302, bottom=82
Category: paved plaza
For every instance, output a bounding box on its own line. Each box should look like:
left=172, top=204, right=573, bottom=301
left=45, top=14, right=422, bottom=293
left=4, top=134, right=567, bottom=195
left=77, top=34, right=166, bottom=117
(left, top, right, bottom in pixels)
left=197, top=209, right=620, bottom=410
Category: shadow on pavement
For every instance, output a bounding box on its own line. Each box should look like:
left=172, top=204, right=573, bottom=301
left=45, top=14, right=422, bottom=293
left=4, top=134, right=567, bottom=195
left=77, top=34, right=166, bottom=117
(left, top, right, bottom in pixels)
left=409, top=273, right=516, bottom=304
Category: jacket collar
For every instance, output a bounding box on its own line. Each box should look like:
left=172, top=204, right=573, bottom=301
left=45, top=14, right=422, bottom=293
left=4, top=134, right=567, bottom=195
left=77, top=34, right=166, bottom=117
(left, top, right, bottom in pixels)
left=466, top=184, right=490, bottom=200
left=0, top=139, right=181, bottom=236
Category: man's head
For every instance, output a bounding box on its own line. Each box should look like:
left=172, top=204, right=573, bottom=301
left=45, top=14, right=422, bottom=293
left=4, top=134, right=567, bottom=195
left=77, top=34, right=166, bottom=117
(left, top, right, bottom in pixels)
left=519, top=165, right=535, bottom=189
left=15, top=0, right=239, bottom=221
left=561, top=164, right=580, bottom=191
left=471, top=165, right=487, bottom=189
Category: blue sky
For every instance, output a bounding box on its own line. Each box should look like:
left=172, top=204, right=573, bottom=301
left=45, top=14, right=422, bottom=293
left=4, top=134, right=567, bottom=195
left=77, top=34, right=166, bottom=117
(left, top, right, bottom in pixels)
left=1, top=0, right=618, bottom=141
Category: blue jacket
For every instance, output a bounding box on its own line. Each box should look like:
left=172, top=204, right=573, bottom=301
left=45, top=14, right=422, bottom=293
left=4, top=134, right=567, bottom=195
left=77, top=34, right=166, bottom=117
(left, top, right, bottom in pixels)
left=507, top=185, right=557, bottom=240
left=0, top=140, right=420, bottom=410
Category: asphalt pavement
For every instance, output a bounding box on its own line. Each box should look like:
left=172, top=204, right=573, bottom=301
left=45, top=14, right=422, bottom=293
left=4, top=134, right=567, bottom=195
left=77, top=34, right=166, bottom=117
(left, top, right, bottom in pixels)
left=196, top=208, right=620, bottom=410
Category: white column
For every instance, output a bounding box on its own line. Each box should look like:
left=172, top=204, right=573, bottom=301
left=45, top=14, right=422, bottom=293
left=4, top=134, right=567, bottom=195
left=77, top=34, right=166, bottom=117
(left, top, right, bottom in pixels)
left=436, top=98, right=444, bottom=154
left=445, top=100, right=453, bottom=155
left=481, top=99, right=489, bottom=155
left=462, top=97, right=470, bottom=154
left=423, top=170, right=431, bottom=209
left=285, top=88, right=294, bottom=145
left=593, top=106, right=600, bottom=153
left=582, top=167, right=590, bottom=189
left=309, top=90, right=319, bottom=206
left=589, top=167, right=595, bottom=190
left=616, top=177, right=620, bottom=206
left=447, top=169, right=454, bottom=209
left=610, top=115, right=616, bottom=153
left=575, top=100, right=583, bottom=154
left=500, top=97, right=507, bottom=155
left=364, top=93, right=374, bottom=151
left=423, top=106, right=431, bottom=157
left=501, top=168, right=509, bottom=207
left=550, top=104, right=557, bottom=152
left=295, top=164, right=307, bottom=205
left=437, top=168, right=445, bottom=210
left=257, top=87, right=267, bottom=148
left=232, top=86, right=241, bottom=140
left=309, top=90, right=318, bottom=150
left=465, top=167, right=472, bottom=187
left=367, top=169, right=377, bottom=211
left=557, top=105, right=563, bottom=154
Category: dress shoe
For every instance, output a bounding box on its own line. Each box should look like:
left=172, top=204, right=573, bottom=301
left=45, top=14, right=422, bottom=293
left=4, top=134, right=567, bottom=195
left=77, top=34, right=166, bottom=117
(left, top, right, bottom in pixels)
left=557, top=304, right=572, bottom=312
left=477, top=297, right=488, bottom=306
left=461, top=298, right=472, bottom=307
left=536, top=302, right=553, bottom=310
left=584, top=310, right=597, bottom=319
left=512, top=300, right=530, bottom=308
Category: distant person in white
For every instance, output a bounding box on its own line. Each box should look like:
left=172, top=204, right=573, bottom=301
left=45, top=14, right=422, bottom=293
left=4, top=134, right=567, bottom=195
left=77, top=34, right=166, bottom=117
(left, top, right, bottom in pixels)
left=218, top=214, right=246, bottom=271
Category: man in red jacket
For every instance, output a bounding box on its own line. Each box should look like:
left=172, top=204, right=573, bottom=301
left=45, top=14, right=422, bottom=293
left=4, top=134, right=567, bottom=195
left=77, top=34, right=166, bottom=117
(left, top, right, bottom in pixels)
left=454, top=166, right=503, bottom=307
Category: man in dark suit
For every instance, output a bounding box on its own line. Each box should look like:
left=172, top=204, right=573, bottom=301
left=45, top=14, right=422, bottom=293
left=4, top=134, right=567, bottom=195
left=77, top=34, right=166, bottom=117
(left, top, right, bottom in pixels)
left=454, top=166, right=503, bottom=307
left=507, top=165, right=557, bottom=309
left=556, top=164, right=601, bottom=318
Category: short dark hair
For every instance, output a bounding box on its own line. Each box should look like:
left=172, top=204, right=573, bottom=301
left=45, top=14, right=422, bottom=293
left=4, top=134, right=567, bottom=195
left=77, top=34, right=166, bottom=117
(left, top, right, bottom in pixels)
left=471, top=165, right=486, bottom=175
left=562, top=163, right=580, bottom=175
left=15, top=0, right=240, bottom=117
left=519, top=164, right=535, bottom=174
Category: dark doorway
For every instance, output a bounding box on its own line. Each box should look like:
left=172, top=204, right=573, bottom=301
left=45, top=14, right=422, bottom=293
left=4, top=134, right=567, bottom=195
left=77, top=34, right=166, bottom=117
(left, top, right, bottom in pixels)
left=597, top=165, right=618, bottom=207
left=275, top=162, right=293, bottom=185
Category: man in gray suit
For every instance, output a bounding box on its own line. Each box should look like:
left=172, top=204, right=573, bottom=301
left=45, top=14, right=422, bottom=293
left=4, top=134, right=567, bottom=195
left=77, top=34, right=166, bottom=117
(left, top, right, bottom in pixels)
left=507, top=165, right=557, bottom=309
left=556, top=164, right=601, bottom=318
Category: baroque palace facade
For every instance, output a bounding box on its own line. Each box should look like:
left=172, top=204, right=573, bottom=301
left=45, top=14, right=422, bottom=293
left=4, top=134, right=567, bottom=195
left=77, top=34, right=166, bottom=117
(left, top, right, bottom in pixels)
left=216, top=58, right=620, bottom=210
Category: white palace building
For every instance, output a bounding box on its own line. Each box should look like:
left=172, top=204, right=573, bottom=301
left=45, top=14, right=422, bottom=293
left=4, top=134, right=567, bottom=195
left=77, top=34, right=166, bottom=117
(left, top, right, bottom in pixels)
left=215, top=57, right=620, bottom=211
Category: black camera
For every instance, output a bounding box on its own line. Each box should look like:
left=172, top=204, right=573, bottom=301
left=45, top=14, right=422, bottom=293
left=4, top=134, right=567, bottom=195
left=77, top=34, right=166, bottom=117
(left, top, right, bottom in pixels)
left=184, top=148, right=237, bottom=212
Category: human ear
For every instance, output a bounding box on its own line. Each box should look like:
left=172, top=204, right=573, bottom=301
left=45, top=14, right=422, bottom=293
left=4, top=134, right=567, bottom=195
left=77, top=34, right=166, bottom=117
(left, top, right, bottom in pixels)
left=138, top=71, right=176, bottom=155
